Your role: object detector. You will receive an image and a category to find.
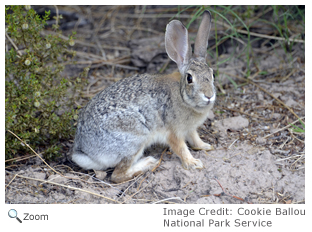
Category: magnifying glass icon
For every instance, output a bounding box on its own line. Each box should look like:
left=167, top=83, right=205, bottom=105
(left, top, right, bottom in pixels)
left=8, top=209, right=22, bottom=223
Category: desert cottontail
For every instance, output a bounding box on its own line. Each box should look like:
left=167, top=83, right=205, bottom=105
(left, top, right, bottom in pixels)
left=72, top=10, right=216, bottom=183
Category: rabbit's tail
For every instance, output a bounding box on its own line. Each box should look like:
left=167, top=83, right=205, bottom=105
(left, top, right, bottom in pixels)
left=72, top=151, right=106, bottom=170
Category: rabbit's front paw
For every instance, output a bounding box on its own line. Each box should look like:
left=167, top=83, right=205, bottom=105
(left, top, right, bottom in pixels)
left=187, top=131, right=214, bottom=151
left=182, top=157, right=204, bottom=170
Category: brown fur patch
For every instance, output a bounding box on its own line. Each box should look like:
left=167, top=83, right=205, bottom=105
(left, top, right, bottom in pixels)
left=157, top=71, right=181, bottom=83
left=167, top=71, right=181, bottom=82
left=167, top=132, right=188, bottom=162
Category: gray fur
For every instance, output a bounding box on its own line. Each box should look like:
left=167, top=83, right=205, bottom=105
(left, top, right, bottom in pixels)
left=72, top=10, right=216, bottom=183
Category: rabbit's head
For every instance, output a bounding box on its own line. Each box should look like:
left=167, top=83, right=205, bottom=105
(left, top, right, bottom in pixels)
left=165, top=10, right=215, bottom=111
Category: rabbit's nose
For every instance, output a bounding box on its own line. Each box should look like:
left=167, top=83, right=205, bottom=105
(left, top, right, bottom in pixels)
left=203, top=93, right=216, bottom=103
left=207, top=93, right=216, bottom=102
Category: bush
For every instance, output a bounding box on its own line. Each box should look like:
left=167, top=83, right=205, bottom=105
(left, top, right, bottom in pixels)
left=5, top=5, right=86, bottom=161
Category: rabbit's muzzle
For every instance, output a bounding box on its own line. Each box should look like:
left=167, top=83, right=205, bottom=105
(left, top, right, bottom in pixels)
left=202, top=93, right=216, bottom=105
left=198, top=91, right=216, bottom=108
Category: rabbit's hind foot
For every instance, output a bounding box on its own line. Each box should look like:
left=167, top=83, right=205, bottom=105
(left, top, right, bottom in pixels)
left=111, top=154, right=159, bottom=183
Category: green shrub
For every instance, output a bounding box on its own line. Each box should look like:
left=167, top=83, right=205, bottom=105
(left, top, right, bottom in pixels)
left=5, top=5, right=85, bottom=161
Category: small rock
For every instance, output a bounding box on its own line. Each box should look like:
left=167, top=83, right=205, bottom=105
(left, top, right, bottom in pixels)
left=219, top=116, right=249, bottom=130
left=214, top=116, right=249, bottom=138
left=285, top=98, right=298, bottom=107
left=94, top=170, right=107, bottom=180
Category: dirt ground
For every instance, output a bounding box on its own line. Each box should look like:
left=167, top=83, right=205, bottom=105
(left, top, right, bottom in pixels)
left=5, top=6, right=305, bottom=204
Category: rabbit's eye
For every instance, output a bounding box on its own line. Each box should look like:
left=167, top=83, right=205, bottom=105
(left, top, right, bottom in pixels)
left=186, top=73, right=193, bottom=84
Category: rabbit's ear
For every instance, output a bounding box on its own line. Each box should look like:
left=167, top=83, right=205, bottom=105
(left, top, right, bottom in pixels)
left=165, top=20, right=192, bottom=73
left=194, top=10, right=212, bottom=59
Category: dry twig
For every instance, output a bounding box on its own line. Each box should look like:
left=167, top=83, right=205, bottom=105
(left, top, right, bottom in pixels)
left=152, top=197, right=184, bottom=204
left=5, top=32, right=22, bottom=56
left=211, top=178, right=252, bottom=204
left=7, top=130, right=61, bottom=175
left=264, top=116, right=305, bottom=138
left=14, top=174, right=121, bottom=204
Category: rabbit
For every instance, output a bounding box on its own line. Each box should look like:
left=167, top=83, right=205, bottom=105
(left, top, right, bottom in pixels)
left=72, top=10, right=216, bottom=183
